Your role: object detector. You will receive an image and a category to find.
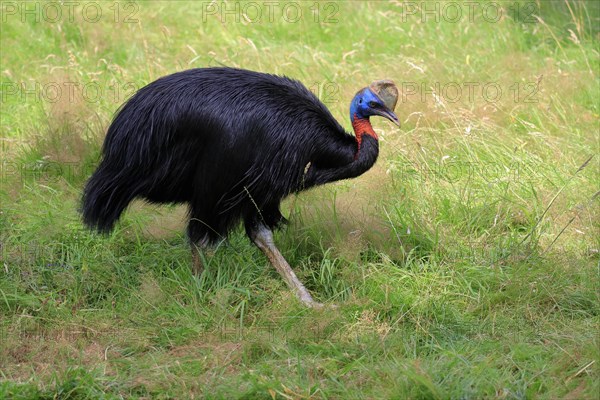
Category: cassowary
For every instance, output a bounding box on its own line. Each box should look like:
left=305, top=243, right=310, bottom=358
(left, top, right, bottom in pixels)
left=82, top=67, right=399, bottom=308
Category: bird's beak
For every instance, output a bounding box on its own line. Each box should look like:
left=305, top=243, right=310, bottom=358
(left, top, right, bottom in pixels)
left=369, top=79, right=400, bottom=128
left=373, top=108, right=400, bottom=127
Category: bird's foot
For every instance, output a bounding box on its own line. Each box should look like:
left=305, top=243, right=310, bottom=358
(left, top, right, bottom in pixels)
left=307, top=301, right=338, bottom=309
left=298, top=291, right=337, bottom=309
left=305, top=301, right=339, bottom=310
left=305, top=300, right=325, bottom=309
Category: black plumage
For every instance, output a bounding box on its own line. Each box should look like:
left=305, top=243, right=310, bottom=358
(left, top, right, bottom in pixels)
left=82, top=67, right=399, bottom=307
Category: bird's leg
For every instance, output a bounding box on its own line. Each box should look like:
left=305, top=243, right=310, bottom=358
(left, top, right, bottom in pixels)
left=249, top=222, right=323, bottom=308
left=191, top=243, right=204, bottom=275
left=190, top=240, right=213, bottom=276
left=187, top=210, right=217, bottom=276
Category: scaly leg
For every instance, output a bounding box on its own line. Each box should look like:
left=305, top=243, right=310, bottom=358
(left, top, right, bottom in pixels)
left=191, top=243, right=205, bottom=276
left=249, top=222, right=323, bottom=308
left=190, top=236, right=215, bottom=276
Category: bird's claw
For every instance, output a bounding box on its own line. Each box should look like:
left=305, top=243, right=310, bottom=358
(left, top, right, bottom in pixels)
left=302, top=299, right=338, bottom=310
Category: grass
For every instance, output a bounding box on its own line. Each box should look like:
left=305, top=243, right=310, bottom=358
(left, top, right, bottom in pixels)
left=1, top=0, right=599, bottom=398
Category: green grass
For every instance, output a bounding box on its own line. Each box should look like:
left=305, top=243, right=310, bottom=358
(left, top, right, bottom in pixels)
left=1, top=0, right=598, bottom=398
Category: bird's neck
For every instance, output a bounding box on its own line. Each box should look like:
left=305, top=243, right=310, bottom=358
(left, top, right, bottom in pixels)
left=351, top=114, right=378, bottom=159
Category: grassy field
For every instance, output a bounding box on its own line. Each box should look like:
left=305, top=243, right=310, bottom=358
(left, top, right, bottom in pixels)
left=1, top=0, right=598, bottom=398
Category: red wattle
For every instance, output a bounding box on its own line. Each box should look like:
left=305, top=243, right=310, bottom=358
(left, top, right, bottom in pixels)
left=352, top=114, right=377, bottom=158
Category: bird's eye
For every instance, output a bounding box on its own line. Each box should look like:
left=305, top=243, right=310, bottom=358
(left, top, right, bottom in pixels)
left=359, top=98, right=363, bottom=104
left=368, top=101, right=378, bottom=108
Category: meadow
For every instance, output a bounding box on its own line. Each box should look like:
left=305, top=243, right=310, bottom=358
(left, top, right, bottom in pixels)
left=0, top=1, right=598, bottom=398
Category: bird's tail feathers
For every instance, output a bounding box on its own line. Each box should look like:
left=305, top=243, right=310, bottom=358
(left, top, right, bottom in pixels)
left=81, top=166, right=138, bottom=233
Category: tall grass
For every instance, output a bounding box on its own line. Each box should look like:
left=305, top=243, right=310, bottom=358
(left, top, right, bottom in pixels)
left=1, top=1, right=598, bottom=398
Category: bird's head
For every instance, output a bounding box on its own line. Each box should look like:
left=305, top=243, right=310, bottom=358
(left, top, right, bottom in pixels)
left=350, top=80, right=400, bottom=127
